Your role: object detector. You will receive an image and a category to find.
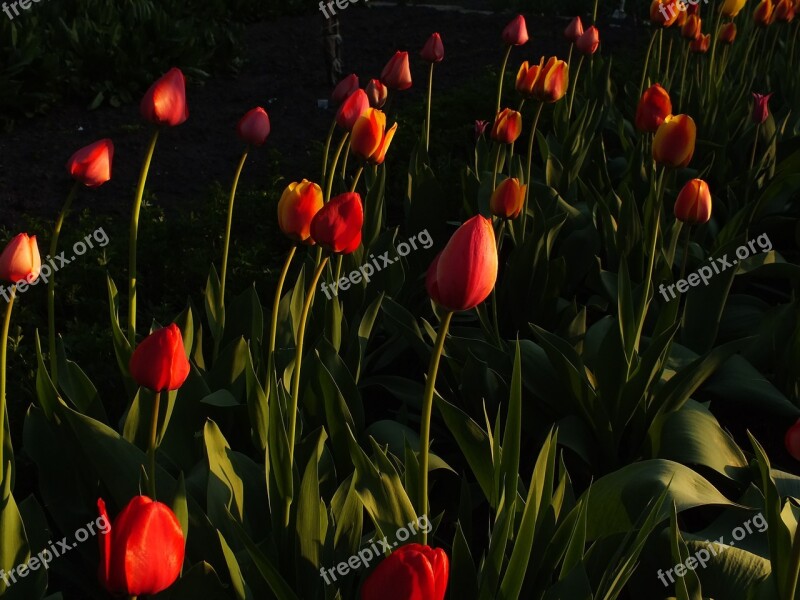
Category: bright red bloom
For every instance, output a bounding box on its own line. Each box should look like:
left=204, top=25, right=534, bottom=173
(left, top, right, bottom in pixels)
left=635, top=84, right=673, bottom=133
left=420, top=32, right=444, bottom=63
left=653, top=114, right=697, bottom=168
left=360, top=544, right=449, bottom=600
left=490, top=108, right=523, bottom=143
left=786, top=419, right=800, bottom=460
left=752, top=92, right=774, bottom=124
left=129, top=323, right=190, bottom=391
left=366, top=78, right=388, bottom=109
left=67, top=139, right=114, bottom=188
left=502, top=14, right=529, bottom=45
left=0, top=233, right=40, bottom=283
left=140, top=68, right=188, bottom=127
left=564, top=16, right=584, bottom=43
left=576, top=26, right=600, bottom=55
left=336, top=89, right=370, bottom=130
left=310, top=192, right=363, bottom=254
left=97, top=496, right=185, bottom=596
left=381, top=51, right=412, bottom=91
left=332, top=73, right=360, bottom=105
left=674, top=179, right=712, bottom=224
left=237, top=107, right=271, bottom=147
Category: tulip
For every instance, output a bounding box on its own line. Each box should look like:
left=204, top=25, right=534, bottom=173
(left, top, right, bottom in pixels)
left=66, top=139, right=114, bottom=188
left=474, top=119, right=489, bottom=140
left=681, top=15, right=702, bottom=40
left=366, top=78, right=388, bottom=108
left=515, top=59, right=543, bottom=98
left=721, top=0, right=748, bottom=16
left=502, top=14, right=528, bottom=45
left=674, top=179, right=712, bottom=224
left=719, top=22, right=738, bottom=44
left=775, top=0, right=795, bottom=21
left=129, top=323, right=190, bottom=392
left=490, top=108, right=523, bottom=144
left=690, top=33, right=711, bottom=53
left=490, top=178, right=527, bottom=219
left=0, top=233, right=40, bottom=284
left=381, top=51, right=412, bottom=91
left=786, top=419, right=800, bottom=461
left=331, top=73, right=359, bottom=105
left=752, top=92, right=773, bottom=124
left=310, top=192, right=363, bottom=254
left=653, top=114, right=697, bottom=168
left=754, top=0, right=774, bottom=25
left=360, top=544, right=450, bottom=600
left=687, top=2, right=700, bottom=14
left=236, top=107, right=271, bottom=147
left=636, top=84, right=673, bottom=133
left=420, top=32, right=444, bottom=63
left=336, top=89, right=370, bottom=130
left=277, top=180, right=324, bottom=244
left=564, top=16, right=584, bottom=43
left=351, top=108, right=398, bottom=165
left=97, top=496, right=185, bottom=596
left=576, top=26, right=600, bottom=55
left=651, top=0, right=680, bottom=26
left=533, top=57, right=569, bottom=103
left=140, top=67, right=188, bottom=127
left=426, top=215, right=498, bottom=312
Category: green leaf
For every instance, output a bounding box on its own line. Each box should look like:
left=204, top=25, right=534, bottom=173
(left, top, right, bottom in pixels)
left=295, top=428, right=329, bottom=600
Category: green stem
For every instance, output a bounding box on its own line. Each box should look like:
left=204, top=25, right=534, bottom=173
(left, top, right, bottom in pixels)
left=418, top=309, right=453, bottom=542
left=426, top=62, right=435, bottom=152
left=325, top=132, right=350, bottom=203
left=678, top=44, right=690, bottom=111
left=495, top=45, right=513, bottom=115
left=321, top=119, right=336, bottom=182
left=0, top=286, right=16, bottom=485
left=265, top=246, right=297, bottom=394
left=220, top=149, right=249, bottom=310
left=568, top=55, right=585, bottom=119
left=128, top=128, right=161, bottom=347
left=48, top=182, right=79, bottom=386
left=638, top=29, right=659, bottom=101
left=350, top=166, right=364, bottom=193
left=491, top=144, right=502, bottom=192
left=521, top=102, right=544, bottom=242
left=147, top=390, right=162, bottom=499
left=785, top=523, right=800, bottom=600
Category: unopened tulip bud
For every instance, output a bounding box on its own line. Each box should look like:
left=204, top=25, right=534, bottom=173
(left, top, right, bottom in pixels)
left=674, top=179, right=712, bottom=224
left=140, top=68, right=188, bottom=127
left=331, top=73, right=359, bottom=106
left=576, top=26, right=600, bottom=55
left=310, top=192, right=364, bottom=254
left=754, top=0, right=774, bottom=25
left=129, top=324, right=190, bottom=391
left=360, top=544, right=449, bottom=600
left=682, top=15, right=702, bottom=40
left=502, top=14, right=529, bottom=45
left=336, top=89, right=370, bottom=131
left=636, top=83, right=673, bottom=133
left=490, top=108, right=522, bottom=144
left=775, top=0, right=795, bottom=21
left=0, top=233, right=41, bottom=284
left=564, top=16, right=584, bottom=43
left=490, top=178, right=527, bottom=219
left=236, top=107, right=271, bottom=147
left=515, top=59, right=543, bottom=98
left=420, top=32, right=444, bottom=63
left=365, top=79, right=388, bottom=108
left=651, top=0, right=680, bottom=26
left=67, top=139, right=114, bottom=188
left=721, top=0, right=748, bottom=16
left=653, top=114, right=697, bottom=168
left=381, top=51, right=412, bottom=91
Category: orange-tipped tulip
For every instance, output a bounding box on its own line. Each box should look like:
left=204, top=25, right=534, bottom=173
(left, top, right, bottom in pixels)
left=754, top=0, right=774, bottom=25
left=775, top=0, right=795, bottom=21
left=719, top=22, right=738, bottom=44
left=381, top=51, right=412, bottom=91
left=336, top=89, right=370, bottom=130
left=331, top=73, right=359, bottom=105
left=564, top=16, right=584, bottom=43
left=576, top=26, right=600, bottom=55
left=636, top=84, right=673, bottom=133
left=421, top=32, right=444, bottom=63
left=351, top=108, right=398, bottom=165
left=653, top=114, right=696, bottom=168
left=515, top=59, right=544, bottom=98
left=490, top=108, right=523, bottom=144
left=236, top=107, right=271, bottom=147
left=682, top=15, right=702, bottom=39
left=674, top=179, right=712, bottom=224
left=277, top=180, right=324, bottom=244
left=426, top=215, right=498, bottom=312
left=310, top=192, right=363, bottom=254
left=533, top=57, right=569, bottom=103
left=129, top=323, right=190, bottom=392
left=140, top=68, right=188, bottom=127
left=502, top=15, right=528, bottom=45
left=366, top=79, right=388, bottom=108
left=651, top=0, right=680, bottom=26
left=752, top=92, right=773, bottom=124
left=0, top=233, right=40, bottom=284
left=690, top=33, right=711, bottom=53
left=360, top=544, right=449, bottom=600
left=786, top=419, right=800, bottom=461
left=721, top=0, right=748, bottom=16
left=67, top=139, right=114, bottom=188
left=490, top=178, right=527, bottom=219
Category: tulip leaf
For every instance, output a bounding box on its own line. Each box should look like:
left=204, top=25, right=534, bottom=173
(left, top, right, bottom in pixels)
left=105, top=274, right=133, bottom=390
left=295, top=428, right=329, bottom=600
left=204, top=264, right=224, bottom=348
left=55, top=339, right=107, bottom=423
left=33, top=330, right=59, bottom=421
left=244, top=346, right=268, bottom=452
left=217, top=530, right=252, bottom=600
left=451, top=522, right=478, bottom=600
left=221, top=284, right=264, bottom=358
left=669, top=503, right=703, bottom=600
left=497, top=341, right=522, bottom=510
left=162, top=561, right=237, bottom=600
left=331, top=474, right=364, bottom=560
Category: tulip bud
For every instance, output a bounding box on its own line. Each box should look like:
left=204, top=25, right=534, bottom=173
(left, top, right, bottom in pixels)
left=365, top=79, right=388, bottom=108
left=277, top=180, right=324, bottom=244
left=775, top=0, right=795, bottom=21
left=360, top=544, right=449, bottom=600
left=310, top=192, right=363, bottom=254
left=721, top=0, right=748, bottom=17
left=420, top=32, right=444, bottom=63
left=502, top=14, right=529, bottom=45
left=564, top=16, right=584, bottom=43
left=515, top=59, right=543, bottom=98
left=754, top=0, right=774, bottom=25
left=98, top=496, right=185, bottom=596
left=490, top=178, right=527, bottom=219
left=752, top=92, right=773, bottom=124
left=474, top=119, right=489, bottom=140
left=129, top=323, right=190, bottom=391
left=0, top=233, right=41, bottom=284
left=682, top=15, right=702, bottom=40
left=636, top=83, right=673, bottom=133
left=351, top=108, right=397, bottom=165
left=719, top=22, right=738, bottom=44
left=675, top=8, right=688, bottom=27
left=490, top=108, right=523, bottom=144
left=236, top=107, right=271, bottom=147
left=331, top=73, right=359, bottom=106
left=651, top=0, right=680, bottom=26
left=786, top=419, right=800, bottom=461
left=576, top=26, right=600, bottom=55
left=426, top=215, right=498, bottom=312
left=336, top=89, right=370, bottom=131
left=653, top=114, right=697, bottom=168
left=532, top=57, right=569, bottom=103
left=674, top=179, right=712, bottom=224
left=67, top=139, right=114, bottom=188
left=140, top=68, right=188, bottom=127
left=689, top=33, right=711, bottom=53
left=380, top=51, right=412, bottom=91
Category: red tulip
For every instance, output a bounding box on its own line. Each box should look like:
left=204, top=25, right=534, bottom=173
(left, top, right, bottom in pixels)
left=129, top=323, right=190, bottom=391
left=420, top=32, right=444, bottom=63
left=336, top=89, right=370, bottom=130
left=381, top=51, right=412, bottom=91
left=490, top=178, right=527, bottom=219
left=310, top=192, right=363, bottom=254
left=689, top=33, right=711, bottom=53
left=502, top=14, right=529, bottom=45
left=360, top=544, right=449, bottom=600
left=366, top=78, right=388, bottom=109
left=237, top=107, right=271, bottom=147
left=576, top=26, right=600, bottom=55
left=775, top=0, right=795, bottom=21
left=786, top=419, right=800, bottom=460
left=653, top=114, right=697, bottom=168
left=674, top=179, right=712, bottom=224
left=754, top=0, right=774, bottom=25
left=564, top=16, right=584, bottom=43
left=67, top=139, right=114, bottom=188
left=426, top=215, right=498, bottom=312
left=331, top=73, right=360, bottom=105
left=719, top=22, right=738, bottom=44
left=97, top=496, right=185, bottom=596
left=682, top=15, right=702, bottom=40
left=0, top=233, right=40, bottom=284
left=277, top=180, right=324, bottom=244
left=490, top=108, right=523, bottom=144
left=635, top=84, right=673, bottom=133
left=140, top=68, right=188, bottom=127
left=687, top=2, right=700, bottom=14
left=752, top=92, right=773, bottom=124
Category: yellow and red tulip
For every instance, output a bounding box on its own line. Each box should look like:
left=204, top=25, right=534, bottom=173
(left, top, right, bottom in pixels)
left=653, top=114, right=697, bottom=168
left=0, top=233, right=40, bottom=284
left=277, top=180, right=324, bottom=244
left=674, top=179, right=712, bottom=224
left=490, top=108, right=523, bottom=143
left=532, top=57, right=569, bottom=103
left=351, top=108, right=398, bottom=165
left=490, top=178, right=527, bottom=220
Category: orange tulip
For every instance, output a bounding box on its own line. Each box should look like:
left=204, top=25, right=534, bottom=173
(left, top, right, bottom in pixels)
left=754, top=0, right=774, bottom=25
left=651, top=0, right=680, bottom=26
left=636, top=84, right=673, bottom=133
left=564, top=16, right=584, bottom=43
left=0, top=233, right=40, bottom=284
left=277, top=180, right=324, bottom=244
left=336, top=89, right=370, bottom=130
left=351, top=108, right=398, bottom=165
left=515, top=59, right=543, bottom=98
left=775, top=0, right=795, bottom=21
left=331, top=73, right=359, bottom=105
left=674, top=179, right=712, bottom=224
left=140, top=68, right=188, bottom=127
left=719, top=22, right=738, bottom=44
left=675, top=8, right=688, bottom=27
left=721, top=0, right=747, bottom=16
left=67, top=139, right=114, bottom=188
left=576, top=26, right=600, bottom=55
left=490, top=108, right=523, bottom=144
left=532, top=57, right=569, bottom=103
left=502, top=14, right=528, bottom=45
left=366, top=79, right=388, bottom=108
left=690, top=33, right=711, bottom=53
left=420, top=32, right=444, bottom=63
left=490, top=178, right=527, bottom=219
left=236, top=107, right=271, bottom=147
left=381, top=51, right=412, bottom=91
left=682, top=15, right=702, bottom=39
left=310, top=192, right=363, bottom=254
left=653, top=114, right=696, bottom=168
left=129, top=323, right=190, bottom=392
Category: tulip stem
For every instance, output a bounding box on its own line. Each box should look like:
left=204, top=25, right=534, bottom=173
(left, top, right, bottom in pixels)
left=341, top=138, right=351, bottom=180
left=567, top=55, right=584, bottom=120
left=491, top=144, right=502, bottom=192
left=495, top=45, right=512, bottom=115
left=678, top=44, right=690, bottom=111
left=0, top=286, right=16, bottom=486
left=48, top=182, right=79, bottom=387
left=147, top=390, right=162, bottom=499
left=425, top=62, right=435, bottom=153
left=128, top=128, right=161, bottom=348
left=219, top=148, right=250, bottom=317
left=350, top=166, right=364, bottom=193
left=321, top=119, right=337, bottom=182
left=521, top=102, right=544, bottom=243
left=418, top=309, right=453, bottom=542
left=638, top=30, right=659, bottom=103
left=284, top=256, right=330, bottom=527
left=784, top=522, right=800, bottom=600
left=265, top=246, right=297, bottom=398
left=325, top=132, right=350, bottom=203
